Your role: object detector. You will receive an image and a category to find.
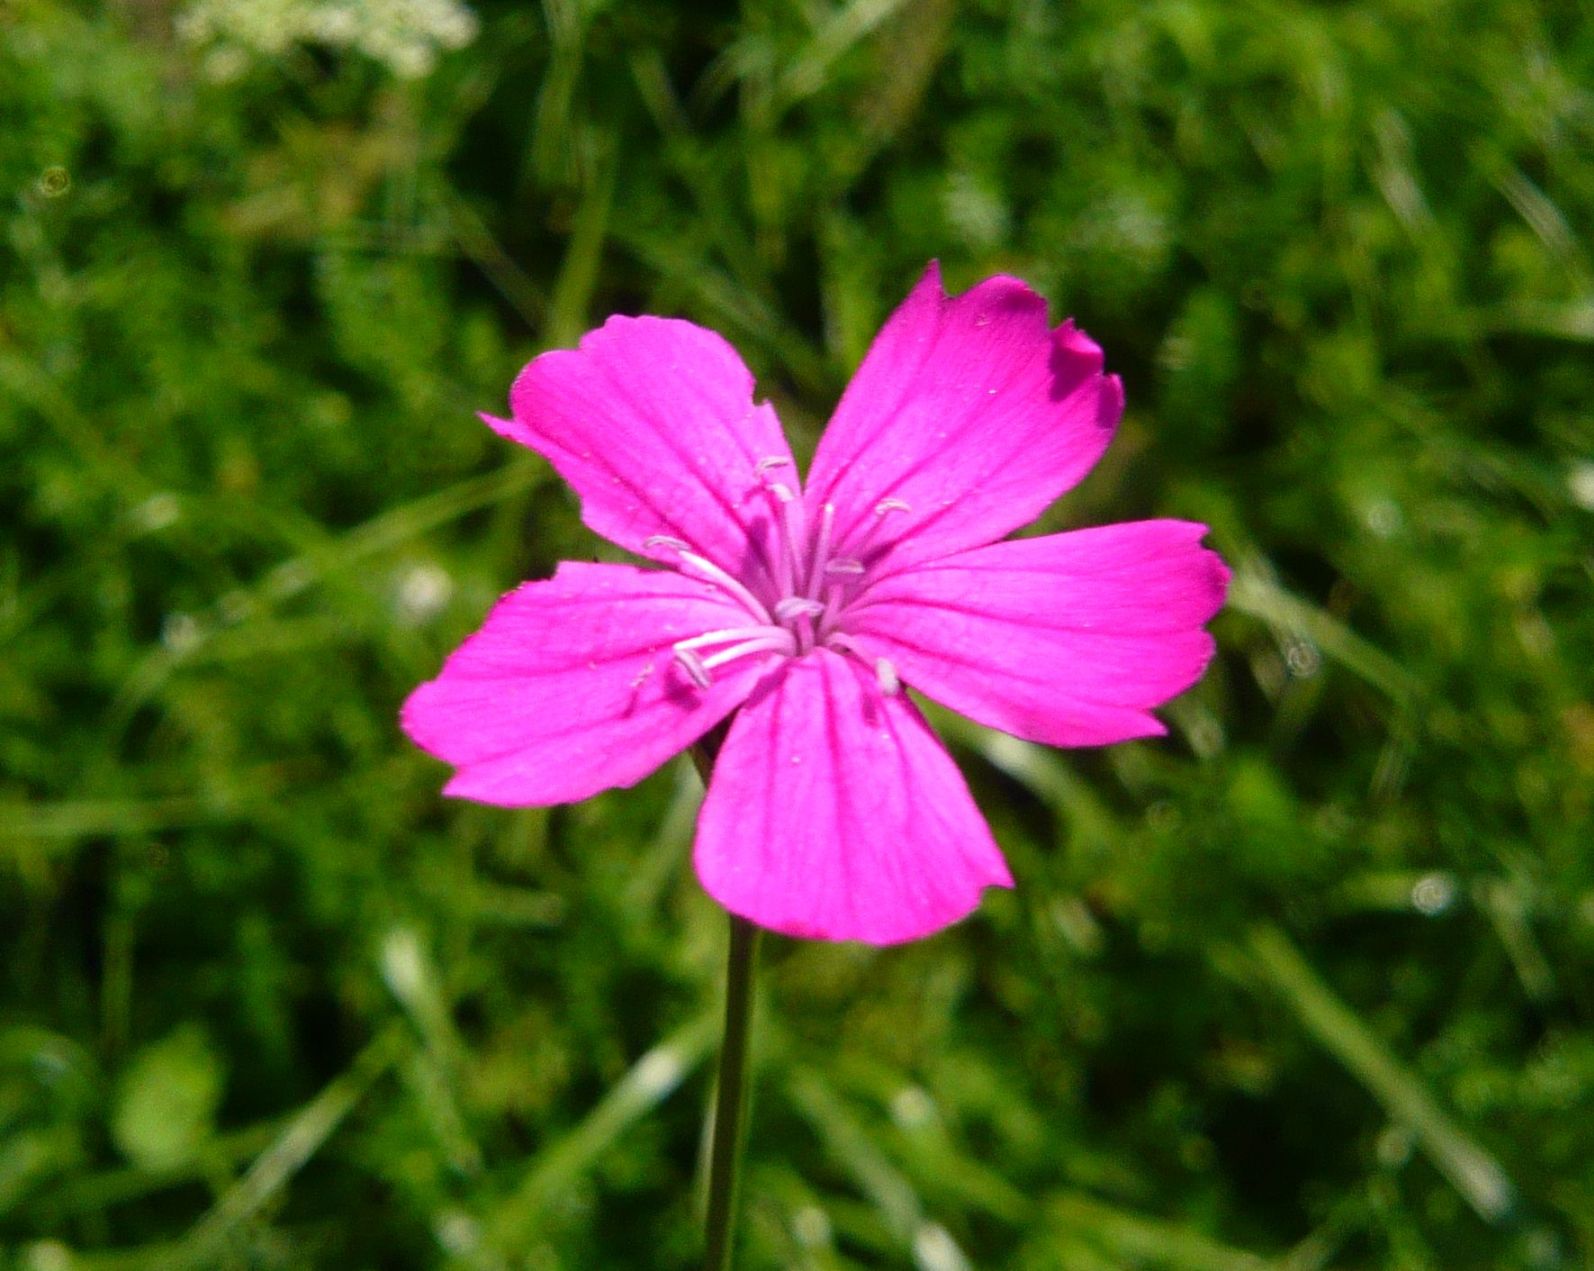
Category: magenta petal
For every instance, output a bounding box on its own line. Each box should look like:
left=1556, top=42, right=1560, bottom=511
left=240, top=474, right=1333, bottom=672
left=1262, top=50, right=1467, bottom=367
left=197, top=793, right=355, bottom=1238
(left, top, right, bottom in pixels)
left=803, top=263, right=1124, bottom=573
left=492, top=316, right=794, bottom=581
left=695, top=648, right=1012, bottom=945
left=847, top=521, right=1229, bottom=748
left=402, top=563, right=774, bottom=806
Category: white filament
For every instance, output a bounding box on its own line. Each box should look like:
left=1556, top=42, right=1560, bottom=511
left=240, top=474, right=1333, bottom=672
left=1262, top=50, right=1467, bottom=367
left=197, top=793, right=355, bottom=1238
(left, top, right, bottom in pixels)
left=651, top=469, right=916, bottom=688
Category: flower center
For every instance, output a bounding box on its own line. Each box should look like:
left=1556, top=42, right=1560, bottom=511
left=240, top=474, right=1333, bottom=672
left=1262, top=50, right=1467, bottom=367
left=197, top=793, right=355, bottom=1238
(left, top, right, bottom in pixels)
left=643, top=458, right=904, bottom=694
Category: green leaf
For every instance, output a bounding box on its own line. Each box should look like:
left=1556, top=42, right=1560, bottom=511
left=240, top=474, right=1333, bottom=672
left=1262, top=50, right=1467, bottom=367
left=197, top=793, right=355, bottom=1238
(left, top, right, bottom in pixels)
left=109, top=1027, right=224, bottom=1172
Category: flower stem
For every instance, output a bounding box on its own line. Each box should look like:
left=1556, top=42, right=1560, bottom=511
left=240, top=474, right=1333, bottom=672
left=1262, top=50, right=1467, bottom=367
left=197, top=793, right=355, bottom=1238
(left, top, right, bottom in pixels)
left=703, top=912, right=759, bottom=1271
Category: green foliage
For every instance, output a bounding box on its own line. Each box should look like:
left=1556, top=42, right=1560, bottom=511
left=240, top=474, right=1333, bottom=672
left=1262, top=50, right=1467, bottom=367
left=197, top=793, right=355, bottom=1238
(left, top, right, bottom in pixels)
left=110, top=1026, right=225, bottom=1173
left=2, top=0, right=1592, bottom=1266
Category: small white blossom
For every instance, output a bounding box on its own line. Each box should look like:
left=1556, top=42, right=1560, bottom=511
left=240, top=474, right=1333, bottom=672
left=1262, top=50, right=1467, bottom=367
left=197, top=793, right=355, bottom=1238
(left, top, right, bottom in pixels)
left=177, top=0, right=479, bottom=79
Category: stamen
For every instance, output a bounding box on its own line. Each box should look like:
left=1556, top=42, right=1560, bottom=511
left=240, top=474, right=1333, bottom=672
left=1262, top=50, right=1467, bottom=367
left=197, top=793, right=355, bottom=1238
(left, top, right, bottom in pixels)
left=674, top=625, right=787, bottom=652
left=848, top=497, right=912, bottom=560
left=875, top=658, right=901, bottom=696
left=643, top=534, right=691, bottom=553
left=817, top=584, right=845, bottom=639
left=702, top=632, right=796, bottom=669
left=816, top=565, right=862, bottom=637
left=819, top=635, right=899, bottom=695
left=763, top=480, right=807, bottom=599
left=676, top=551, right=772, bottom=624
left=673, top=626, right=796, bottom=688
left=673, top=646, right=711, bottom=688
left=805, top=503, right=835, bottom=597
left=755, top=456, right=792, bottom=477
left=781, top=496, right=807, bottom=587
left=774, top=597, right=824, bottom=621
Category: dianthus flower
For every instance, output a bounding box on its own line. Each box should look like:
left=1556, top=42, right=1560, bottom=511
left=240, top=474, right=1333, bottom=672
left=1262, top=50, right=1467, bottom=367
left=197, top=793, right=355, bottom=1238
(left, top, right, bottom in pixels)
left=403, top=264, right=1228, bottom=944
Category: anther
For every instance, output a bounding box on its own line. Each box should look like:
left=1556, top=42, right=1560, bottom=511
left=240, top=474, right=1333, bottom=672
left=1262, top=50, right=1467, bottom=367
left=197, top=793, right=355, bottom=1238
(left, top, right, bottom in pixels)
left=755, top=456, right=792, bottom=476
left=824, top=558, right=864, bottom=576
left=847, top=498, right=911, bottom=561
left=875, top=658, right=901, bottom=696
left=774, top=597, right=824, bottom=621
left=643, top=534, right=691, bottom=552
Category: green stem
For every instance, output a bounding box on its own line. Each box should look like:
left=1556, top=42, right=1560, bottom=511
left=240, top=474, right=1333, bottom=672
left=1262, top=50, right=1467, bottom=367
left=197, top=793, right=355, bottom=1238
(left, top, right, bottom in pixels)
left=703, top=913, right=759, bottom=1271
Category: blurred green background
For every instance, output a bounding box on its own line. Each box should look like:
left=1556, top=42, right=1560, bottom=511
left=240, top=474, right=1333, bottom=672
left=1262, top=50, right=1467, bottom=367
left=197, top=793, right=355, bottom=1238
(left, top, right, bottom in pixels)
left=3, top=0, right=1592, bottom=1266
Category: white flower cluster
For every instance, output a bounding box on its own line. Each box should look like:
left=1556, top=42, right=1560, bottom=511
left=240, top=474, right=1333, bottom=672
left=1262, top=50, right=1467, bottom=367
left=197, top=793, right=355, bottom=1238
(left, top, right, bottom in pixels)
left=177, top=0, right=479, bottom=80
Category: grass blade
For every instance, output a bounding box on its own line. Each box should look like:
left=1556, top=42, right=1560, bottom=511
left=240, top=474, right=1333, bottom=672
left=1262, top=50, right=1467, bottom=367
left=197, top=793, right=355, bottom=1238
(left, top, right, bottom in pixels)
left=1243, top=923, right=1516, bottom=1225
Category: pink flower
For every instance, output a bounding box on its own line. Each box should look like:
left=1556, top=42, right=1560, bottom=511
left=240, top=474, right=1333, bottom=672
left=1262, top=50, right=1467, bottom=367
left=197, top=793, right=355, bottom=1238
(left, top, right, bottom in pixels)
left=403, top=264, right=1228, bottom=945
